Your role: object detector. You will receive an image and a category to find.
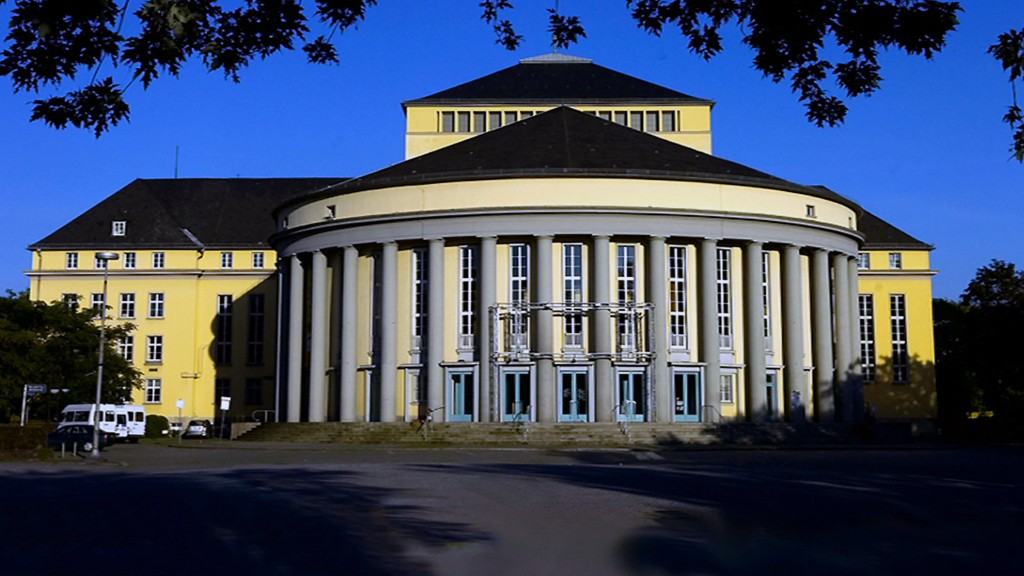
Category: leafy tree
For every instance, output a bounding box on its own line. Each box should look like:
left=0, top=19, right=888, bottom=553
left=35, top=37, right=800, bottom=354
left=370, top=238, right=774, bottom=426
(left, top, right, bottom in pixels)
left=936, top=260, right=1024, bottom=427
left=0, top=290, right=141, bottom=423
left=0, top=1, right=1021, bottom=158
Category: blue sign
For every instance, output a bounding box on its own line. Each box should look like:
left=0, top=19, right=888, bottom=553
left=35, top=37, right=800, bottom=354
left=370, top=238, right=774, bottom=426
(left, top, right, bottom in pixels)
left=25, top=384, right=46, bottom=396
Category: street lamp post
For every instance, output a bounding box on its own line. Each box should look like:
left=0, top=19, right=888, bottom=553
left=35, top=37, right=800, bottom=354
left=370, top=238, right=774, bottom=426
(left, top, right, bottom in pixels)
left=92, top=251, right=119, bottom=457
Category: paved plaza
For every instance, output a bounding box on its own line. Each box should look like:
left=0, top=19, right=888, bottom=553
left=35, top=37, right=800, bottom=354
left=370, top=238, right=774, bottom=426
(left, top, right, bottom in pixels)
left=1, top=442, right=1021, bottom=575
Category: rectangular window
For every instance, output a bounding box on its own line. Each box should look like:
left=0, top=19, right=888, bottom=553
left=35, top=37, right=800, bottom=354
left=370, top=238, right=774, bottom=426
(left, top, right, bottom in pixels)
left=215, top=378, right=231, bottom=403
left=146, top=335, right=163, bottom=363
left=123, top=252, right=136, bottom=269
left=91, top=293, right=105, bottom=315
left=112, top=221, right=126, bottom=236
left=215, top=294, right=233, bottom=365
left=411, top=249, right=426, bottom=350
left=668, top=245, right=688, bottom=348
left=661, top=111, right=676, bottom=132
left=716, top=248, right=733, bottom=350
left=597, top=111, right=611, bottom=121
left=613, top=111, right=627, bottom=125
left=473, top=111, right=486, bottom=133
left=509, top=243, right=530, bottom=350
left=457, top=111, right=471, bottom=132
left=519, top=110, right=534, bottom=119
left=148, top=293, right=165, bottom=318
left=889, top=252, right=903, bottom=270
left=629, top=111, right=643, bottom=130
left=504, top=111, right=517, bottom=125
left=890, top=294, right=909, bottom=383
left=145, top=379, right=161, bottom=403
left=488, top=111, right=502, bottom=130
left=441, top=111, right=455, bottom=132
left=221, top=251, right=233, bottom=269
left=61, top=293, right=79, bottom=311
left=152, top=252, right=165, bottom=269
left=762, top=252, right=772, bottom=345
left=563, top=243, right=584, bottom=347
left=857, top=252, right=870, bottom=270
left=247, top=294, right=265, bottom=364
left=119, top=293, right=135, bottom=319
left=95, top=256, right=110, bottom=269
left=245, top=378, right=262, bottom=405
left=252, top=252, right=264, bottom=269
left=720, top=373, right=735, bottom=403
left=118, top=336, right=134, bottom=362
left=617, top=244, right=637, bottom=351
left=66, top=252, right=78, bottom=269
left=458, top=245, right=477, bottom=349
left=645, top=111, right=659, bottom=132
left=806, top=204, right=817, bottom=218
left=859, top=294, right=876, bottom=382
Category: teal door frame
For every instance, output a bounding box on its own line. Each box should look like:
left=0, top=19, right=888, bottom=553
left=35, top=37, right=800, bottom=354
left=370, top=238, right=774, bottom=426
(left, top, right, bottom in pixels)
left=501, top=368, right=533, bottom=422
left=447, top=369, right=475, bottom=422
left=672, top=369, right=702, bottom=422
left=558, top=368, right=590, bottom=422
left=616, top=370, right=646, bottom=422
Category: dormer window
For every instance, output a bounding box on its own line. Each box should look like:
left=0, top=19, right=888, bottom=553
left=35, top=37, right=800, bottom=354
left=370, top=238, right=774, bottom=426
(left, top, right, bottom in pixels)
left=806, top=205, right=817, bottom=218
left=112, top=221, right=126, bottom=236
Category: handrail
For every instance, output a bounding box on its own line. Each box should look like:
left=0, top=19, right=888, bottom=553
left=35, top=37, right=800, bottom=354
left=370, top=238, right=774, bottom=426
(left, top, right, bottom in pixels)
left=251, top=409, right=276, bottom=423
left=511, top=406, right=531, bottom=442
left=701, top=404, right=722, bottom=425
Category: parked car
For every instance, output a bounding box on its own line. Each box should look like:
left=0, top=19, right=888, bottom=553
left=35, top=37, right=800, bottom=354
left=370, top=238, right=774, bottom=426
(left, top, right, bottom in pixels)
left=47, top=425, right=114, bottom=452
left=166, top=421, right=183, bottom=436
left=182, top=419, right=212, bottom=439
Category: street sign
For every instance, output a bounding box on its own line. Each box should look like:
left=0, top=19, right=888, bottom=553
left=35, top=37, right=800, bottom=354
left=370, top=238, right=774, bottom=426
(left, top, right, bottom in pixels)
left=220, top=396, right=231, bottom=411
left=26, top=384, right=46, bottom=396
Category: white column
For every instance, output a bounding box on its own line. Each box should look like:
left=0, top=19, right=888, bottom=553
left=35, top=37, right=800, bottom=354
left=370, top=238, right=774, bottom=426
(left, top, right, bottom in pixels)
left=592, top=235, right=613, bottom=422
left=478, top=236, right=497, bottom=422
left=286, top=254, right=304, bottom=422
left=340, top=246, right=358, bottom=422
left=848, top=256, right=864, bottom=423
left=648, top=236, right=671, bottom=423
left=812, top=250, right=835, bottom=422
left=743, top=242, right=767, bottom=422
left=380, top=242, right=398, bottom=422
left=781, top=244, right=806, bottom=422
left=698, top=239, right=721, bottom=422
left=308, top=250, right=328, bottom=422
left=427, top=238, right=445, bottom=422
left=535, top=235, right=555, bottom=422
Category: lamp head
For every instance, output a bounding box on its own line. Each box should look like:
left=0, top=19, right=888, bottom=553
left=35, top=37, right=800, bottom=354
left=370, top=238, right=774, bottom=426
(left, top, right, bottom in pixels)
left=95, top=252, right=120, bottom=261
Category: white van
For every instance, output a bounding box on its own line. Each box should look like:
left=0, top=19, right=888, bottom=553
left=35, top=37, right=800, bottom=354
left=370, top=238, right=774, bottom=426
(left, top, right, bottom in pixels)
left=58, top=404, right=147, bottom=442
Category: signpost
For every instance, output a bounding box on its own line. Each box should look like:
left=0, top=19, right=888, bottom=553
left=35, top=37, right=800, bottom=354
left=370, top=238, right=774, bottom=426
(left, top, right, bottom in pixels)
left=219, top=396, right=231, bottom=440
left=20, top=384, right=47, bottom=426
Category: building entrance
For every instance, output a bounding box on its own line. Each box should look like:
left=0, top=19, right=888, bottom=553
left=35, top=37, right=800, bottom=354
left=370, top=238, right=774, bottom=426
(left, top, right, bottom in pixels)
left=448, top=370, right=475, bottom=422
left=616, top=371, right=646, bottom=422
left=673, top=370, right=702, bottom=422
left=502, top=369, right=531, bottom=422
left=558, top=369, right=589, bottom=422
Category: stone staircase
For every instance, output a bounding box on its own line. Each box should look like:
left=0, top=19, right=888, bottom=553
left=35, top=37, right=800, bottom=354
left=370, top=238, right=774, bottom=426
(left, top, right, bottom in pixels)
left=233, top=421, right=845, bottom=447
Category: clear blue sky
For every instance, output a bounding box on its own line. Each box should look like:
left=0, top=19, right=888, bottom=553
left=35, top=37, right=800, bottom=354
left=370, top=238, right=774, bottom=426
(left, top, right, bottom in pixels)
left=1, top=1, right=1020, bottom=300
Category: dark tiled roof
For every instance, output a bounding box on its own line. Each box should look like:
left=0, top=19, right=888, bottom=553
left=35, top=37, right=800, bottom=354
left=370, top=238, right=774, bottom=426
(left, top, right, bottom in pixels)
left=858, top=209, right=932, bottom=250
left=31, top=178, right=344, bottom=250
left=404, top=55, right=711, bottom=105
left=290, top=107, right=857, bottom=210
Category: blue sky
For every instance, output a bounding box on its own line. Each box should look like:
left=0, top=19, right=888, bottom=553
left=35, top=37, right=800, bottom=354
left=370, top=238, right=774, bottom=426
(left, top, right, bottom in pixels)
left=1, top=1, right=1020, bottom=300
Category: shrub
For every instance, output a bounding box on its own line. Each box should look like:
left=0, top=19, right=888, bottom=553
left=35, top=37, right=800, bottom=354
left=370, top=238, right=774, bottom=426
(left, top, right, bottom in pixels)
left=145, top=414, right=169, bottom=438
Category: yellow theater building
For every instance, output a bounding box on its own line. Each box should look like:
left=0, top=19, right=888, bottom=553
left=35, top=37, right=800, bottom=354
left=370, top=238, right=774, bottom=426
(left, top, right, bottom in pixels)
left=27, top=54, right=936, bottom=429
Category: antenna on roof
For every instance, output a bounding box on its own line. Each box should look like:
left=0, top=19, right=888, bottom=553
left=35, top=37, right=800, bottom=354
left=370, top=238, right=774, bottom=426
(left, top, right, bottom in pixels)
left=174, top=145, right=180, bottom=179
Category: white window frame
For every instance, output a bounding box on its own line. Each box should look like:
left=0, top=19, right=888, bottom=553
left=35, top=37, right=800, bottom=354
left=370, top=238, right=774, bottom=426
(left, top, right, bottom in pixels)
left=668, top=245, right=688, bottom=348
left=562, top=243, right=584, bottom=348
left=65, top=252, right=78, bottom=269
left=91, top=293, right=105, bottom=315
left=123, top=252, right=136, bottom=269
left=617, top=244, right=638, bottom=352
left=144, top=378, right=161, bottom=403
left=890, top=294, right=909, bottom=383
left=94, top=256, right=110, bottom=269
left=148, top=293, right=165, bottom=319
left=458, top=245, right=477, bottom=349
left=112, top=221, right=126, bottom=236
left=509, top=243, right=530, bottom=351
left=716, top=248, right=734, bottom=350
left=859, top=294, right=876, bottom=382
left=252, top=252, right=264, bottom=269
left=146, top=335, right=163, bottom=363
left=857, top=252, right=871, bottom=270
left=762, top=252, right=772, bottom=348
left=889, top=252, right=903, bottom=270
left=411, top=248, right=425, bottom=350
left=152, top=252, right=165, bottom=269
left=221, top=251, right=233, bottom=269
left=720, top=373, right=736, bottom=404
left=118, top=336, right=134, bottom=363
left=119, top=293, right=135, bottom=319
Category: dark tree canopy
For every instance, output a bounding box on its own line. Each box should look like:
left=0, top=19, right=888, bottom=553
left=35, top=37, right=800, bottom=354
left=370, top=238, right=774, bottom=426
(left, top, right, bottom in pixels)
left=0, top=290, right=141, bottom=423
left=0, top=1, right=1021, bottom=158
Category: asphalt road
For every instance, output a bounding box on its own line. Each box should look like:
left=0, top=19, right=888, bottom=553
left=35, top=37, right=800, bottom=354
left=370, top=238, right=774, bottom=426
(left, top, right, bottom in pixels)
left=1, top=442, right=1021, bottom=575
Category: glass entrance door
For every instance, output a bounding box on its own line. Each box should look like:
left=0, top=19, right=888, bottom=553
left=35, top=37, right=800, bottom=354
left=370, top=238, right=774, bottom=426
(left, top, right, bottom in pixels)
left=673, top=370, right=701, bottom=422
left=448, top=371, right=475, bottom=422
left=766, top=370, right=778, bottom=420
left=559, top=369, right=589, bottom=422
left=617, top=371, right=646, bottom=422
left=502, top=370, right=532, bottom=422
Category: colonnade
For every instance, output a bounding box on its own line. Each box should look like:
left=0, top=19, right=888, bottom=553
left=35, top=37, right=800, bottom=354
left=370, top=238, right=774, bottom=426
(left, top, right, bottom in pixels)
left=277, top=234, right=861, bottom=425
